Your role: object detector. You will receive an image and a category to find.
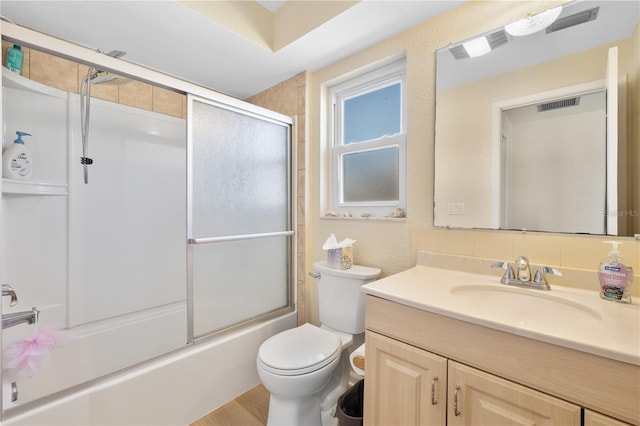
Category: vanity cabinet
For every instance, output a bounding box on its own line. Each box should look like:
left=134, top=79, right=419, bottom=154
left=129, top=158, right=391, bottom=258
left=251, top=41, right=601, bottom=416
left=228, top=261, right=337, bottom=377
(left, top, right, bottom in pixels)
left=365, top=330, right=580, bottom=426
left=447, top=360, right=580, bottom=425
left=364, top=295, right=640, bottom=425
left=584, top=410, right=633, bottom=426
left=364, top=331, right=447, bottom=425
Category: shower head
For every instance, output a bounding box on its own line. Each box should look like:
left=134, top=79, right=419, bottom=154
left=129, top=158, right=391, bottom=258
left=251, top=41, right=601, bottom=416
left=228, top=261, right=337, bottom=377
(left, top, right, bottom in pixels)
left=85, top=49, right=129, bottom=85
left=90, top=70, right=131, bottom=85
left=105, top=50, right=126, bottom=59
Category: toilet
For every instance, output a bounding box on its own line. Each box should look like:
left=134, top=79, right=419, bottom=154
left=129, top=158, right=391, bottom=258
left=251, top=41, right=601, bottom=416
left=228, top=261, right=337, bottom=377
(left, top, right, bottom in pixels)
left=257, top=261, right=380, bottom=426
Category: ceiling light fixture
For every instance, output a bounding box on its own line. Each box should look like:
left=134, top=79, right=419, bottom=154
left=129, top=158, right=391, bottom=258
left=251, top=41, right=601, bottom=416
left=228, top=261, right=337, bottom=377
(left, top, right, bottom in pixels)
left=505, top=6, right=562, bottom=37
left=463, top=36, right=491, bottom=58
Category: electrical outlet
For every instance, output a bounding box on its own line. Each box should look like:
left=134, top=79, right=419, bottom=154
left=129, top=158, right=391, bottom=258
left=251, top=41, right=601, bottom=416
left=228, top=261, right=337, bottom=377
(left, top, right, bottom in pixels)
left=447, top=202, right=465, bottom=215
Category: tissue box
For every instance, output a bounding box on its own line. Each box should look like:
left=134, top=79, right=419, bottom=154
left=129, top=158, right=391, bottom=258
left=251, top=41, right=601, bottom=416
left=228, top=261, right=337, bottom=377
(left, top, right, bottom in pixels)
left=327, top=246, right=353, bottom=270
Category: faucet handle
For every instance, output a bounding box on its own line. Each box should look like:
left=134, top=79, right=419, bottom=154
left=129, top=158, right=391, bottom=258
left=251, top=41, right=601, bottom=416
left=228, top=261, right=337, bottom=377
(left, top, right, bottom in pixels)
left=2, top=284, right=18, bottom=307
left=533, top=266, right=562, bottom=284
left=491, top=262, right=515, bottom=280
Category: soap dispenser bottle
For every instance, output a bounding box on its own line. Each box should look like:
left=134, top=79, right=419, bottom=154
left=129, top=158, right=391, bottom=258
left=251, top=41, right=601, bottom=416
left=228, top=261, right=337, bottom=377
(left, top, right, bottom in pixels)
left=6, top=44, right=23, bottom=74
left=598, top=241, right=633, bottom=303
left=2, top=131, right=33, bottom=180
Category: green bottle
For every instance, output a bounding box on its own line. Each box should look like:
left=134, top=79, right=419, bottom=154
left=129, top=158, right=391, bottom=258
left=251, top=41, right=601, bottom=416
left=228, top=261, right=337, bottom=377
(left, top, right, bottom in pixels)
left=6, top=44, right=23, bottom=74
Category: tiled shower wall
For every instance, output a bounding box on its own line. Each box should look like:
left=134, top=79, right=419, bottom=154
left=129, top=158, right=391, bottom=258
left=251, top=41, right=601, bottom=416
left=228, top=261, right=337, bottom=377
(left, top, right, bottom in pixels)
left=246, top=72, right=308, bottom=325
left=2, top=41, right=186, bottom=118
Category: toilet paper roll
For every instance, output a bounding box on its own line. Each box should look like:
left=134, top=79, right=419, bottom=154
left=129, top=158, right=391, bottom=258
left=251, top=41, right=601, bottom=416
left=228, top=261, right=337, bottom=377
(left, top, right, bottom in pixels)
left=349, top=343, right=365, bottom=376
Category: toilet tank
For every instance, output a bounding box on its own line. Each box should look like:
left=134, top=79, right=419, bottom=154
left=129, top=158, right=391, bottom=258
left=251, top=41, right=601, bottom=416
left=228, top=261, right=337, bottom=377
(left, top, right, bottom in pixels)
left=313, top=261, right=381, bottom=334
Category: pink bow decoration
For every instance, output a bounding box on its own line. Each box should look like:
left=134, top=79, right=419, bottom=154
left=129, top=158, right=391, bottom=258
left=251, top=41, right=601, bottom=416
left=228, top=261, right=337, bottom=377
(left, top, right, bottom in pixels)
left=4, top=328, right=73, bottom=377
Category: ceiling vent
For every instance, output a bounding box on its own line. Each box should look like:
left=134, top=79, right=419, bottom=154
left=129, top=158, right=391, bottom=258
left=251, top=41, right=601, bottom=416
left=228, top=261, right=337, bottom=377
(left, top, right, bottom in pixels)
left=537, top=97, right=580, bottom=112
left=546, top=7, right=599, bottom=34
left=449, top=44, right=469, bottom=60
left=486, top=29, right=509, bottom=50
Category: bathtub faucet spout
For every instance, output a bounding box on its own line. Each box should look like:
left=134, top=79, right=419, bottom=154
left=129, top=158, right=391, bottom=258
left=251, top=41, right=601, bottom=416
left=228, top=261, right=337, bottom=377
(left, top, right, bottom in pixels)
left=2, top=307, right=39, bottom=330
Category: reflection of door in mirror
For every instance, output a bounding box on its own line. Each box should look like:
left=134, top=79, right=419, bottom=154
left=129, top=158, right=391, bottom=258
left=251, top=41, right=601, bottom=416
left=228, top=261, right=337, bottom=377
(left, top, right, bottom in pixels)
left=498, top=46, right=625, bottom=235
left=605, top=46, right=620, bottom=236
left=500, top=90, right=606, bottom=234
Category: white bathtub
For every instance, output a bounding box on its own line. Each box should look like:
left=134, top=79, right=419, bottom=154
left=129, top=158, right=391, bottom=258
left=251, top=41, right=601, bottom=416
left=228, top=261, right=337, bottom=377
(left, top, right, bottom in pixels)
left=3, top=311, right=296, bottom=425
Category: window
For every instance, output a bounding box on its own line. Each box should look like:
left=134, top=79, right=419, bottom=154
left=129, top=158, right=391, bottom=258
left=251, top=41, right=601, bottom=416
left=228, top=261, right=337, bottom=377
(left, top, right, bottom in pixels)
left=327, top=59, right=406, bottom=218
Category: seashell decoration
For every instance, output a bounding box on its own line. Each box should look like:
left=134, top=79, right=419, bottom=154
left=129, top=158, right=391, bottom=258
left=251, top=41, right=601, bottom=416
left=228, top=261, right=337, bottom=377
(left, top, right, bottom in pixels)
left=344, top=212, right=353, bottom=217
left=325, top=211, right=338, bottom=217
left=361, top=212, right=372, bottom=218
left=391, top=208, right=406, bottom=218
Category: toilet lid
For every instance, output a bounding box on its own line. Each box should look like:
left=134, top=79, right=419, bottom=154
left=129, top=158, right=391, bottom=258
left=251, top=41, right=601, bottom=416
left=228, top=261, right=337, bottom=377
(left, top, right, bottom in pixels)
left=258, top=324, right=341, bottom=375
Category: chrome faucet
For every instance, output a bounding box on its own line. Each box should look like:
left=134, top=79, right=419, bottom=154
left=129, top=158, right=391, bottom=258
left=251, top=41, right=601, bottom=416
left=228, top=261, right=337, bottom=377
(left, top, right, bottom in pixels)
left=2, top=307, right=39, bottom=330
left=2, top=284, right=40, bottom=329
left=514, top=256, right=531, bottom=281
left=491, top=257, right=562, bottom=291
left=2, top=284, right=18, bottom=306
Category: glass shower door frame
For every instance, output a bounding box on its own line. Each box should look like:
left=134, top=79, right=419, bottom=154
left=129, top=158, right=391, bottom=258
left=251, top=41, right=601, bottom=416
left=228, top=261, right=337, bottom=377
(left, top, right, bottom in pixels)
left=186, top=94, right=295, bottom=343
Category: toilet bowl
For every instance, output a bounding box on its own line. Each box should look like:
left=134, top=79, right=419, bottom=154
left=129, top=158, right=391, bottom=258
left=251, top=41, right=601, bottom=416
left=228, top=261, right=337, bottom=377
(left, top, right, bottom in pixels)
left=257, top=262, right=380, bottom=426
left=258, top=324, right=342, bottom=426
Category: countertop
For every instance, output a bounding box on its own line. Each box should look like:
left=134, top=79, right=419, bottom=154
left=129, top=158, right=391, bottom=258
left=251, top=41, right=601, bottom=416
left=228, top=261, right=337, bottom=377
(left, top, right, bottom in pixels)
left=362, top=265, right=640, bottom=365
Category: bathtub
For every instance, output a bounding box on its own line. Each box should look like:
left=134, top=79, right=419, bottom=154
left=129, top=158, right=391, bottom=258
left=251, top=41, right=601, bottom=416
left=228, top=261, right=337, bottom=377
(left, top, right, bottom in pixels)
left=3, top=311, right=296, bottom=425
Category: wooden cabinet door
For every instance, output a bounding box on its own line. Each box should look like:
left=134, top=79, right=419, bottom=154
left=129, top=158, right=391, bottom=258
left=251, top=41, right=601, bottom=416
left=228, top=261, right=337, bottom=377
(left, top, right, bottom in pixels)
left=364, top=331, right=447, bottom=426
left=447, top=361, right=581, bottom=426
left=584, top=410, right=632, bottom=426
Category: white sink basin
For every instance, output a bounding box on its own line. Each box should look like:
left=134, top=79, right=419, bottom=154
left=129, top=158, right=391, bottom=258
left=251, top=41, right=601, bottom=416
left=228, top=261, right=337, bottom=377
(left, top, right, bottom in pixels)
left=449, top=284, right=603, bottom=327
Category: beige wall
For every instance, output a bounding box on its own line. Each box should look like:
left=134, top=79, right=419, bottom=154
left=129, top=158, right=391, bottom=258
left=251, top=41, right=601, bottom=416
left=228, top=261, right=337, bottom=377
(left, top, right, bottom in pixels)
left=2, top=41, right=186, bottom=119
left=306, top=1, right=639, bottom=324
left=246, top=72, right=308, bottom=325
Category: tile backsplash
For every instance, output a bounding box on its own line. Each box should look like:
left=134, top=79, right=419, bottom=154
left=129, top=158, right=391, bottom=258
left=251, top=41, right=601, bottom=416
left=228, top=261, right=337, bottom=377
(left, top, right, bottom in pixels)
left=412, top=227, right=640, bottom=297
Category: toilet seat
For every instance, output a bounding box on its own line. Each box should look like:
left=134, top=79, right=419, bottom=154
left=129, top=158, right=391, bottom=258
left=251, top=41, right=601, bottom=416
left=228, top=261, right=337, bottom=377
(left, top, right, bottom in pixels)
left=258, top=324, right=341, bottom=376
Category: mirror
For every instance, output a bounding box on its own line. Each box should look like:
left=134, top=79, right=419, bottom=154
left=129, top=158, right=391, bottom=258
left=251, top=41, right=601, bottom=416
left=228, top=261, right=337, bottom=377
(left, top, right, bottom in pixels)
left=434, top=0, right=639, bottom=235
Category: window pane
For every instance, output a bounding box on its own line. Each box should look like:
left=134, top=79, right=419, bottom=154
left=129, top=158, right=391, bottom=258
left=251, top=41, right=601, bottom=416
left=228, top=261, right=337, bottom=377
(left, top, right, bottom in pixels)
left=342, top=147, right=399, bottom=202
left=343, top=83, right=401, bottom=144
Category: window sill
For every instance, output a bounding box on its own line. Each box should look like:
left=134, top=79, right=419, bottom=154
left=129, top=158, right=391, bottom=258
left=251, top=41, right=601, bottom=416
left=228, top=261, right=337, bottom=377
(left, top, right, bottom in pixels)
left=320, top=215, right=406, bottom=222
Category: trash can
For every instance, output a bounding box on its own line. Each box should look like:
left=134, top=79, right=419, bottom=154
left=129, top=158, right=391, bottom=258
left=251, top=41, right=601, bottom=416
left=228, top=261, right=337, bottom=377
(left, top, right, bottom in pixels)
left=336, top=379, right=364, bottom=426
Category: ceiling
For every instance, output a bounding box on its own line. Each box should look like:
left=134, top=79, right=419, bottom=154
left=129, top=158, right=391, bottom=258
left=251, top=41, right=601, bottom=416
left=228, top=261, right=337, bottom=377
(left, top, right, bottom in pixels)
left=0, top=0, right=465, bottom=99
left=256, top=1, right=286, bottom=13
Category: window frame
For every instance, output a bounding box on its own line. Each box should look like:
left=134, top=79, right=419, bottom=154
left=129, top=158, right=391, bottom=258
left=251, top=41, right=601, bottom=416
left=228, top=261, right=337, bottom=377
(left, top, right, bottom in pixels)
left=327, top=59, right=407, bottom=218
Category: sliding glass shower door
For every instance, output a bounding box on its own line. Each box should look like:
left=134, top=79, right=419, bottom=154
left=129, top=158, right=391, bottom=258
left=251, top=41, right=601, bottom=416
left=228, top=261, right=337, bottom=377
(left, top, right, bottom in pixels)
left=188, top=96, right=294, bottom=340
